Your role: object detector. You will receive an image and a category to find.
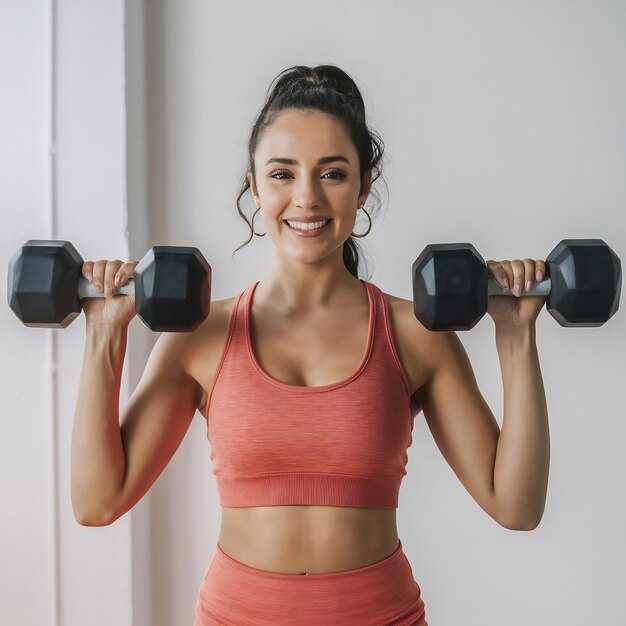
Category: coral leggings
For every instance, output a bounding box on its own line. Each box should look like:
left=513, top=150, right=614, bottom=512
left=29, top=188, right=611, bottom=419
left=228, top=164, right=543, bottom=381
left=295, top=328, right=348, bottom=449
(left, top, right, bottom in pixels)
left=194, top=539, right=428, bottom=625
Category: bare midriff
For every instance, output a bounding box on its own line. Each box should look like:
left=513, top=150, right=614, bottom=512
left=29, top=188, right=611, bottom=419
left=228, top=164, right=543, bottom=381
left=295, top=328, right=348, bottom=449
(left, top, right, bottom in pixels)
left=218, top=505, right=400, bottom=575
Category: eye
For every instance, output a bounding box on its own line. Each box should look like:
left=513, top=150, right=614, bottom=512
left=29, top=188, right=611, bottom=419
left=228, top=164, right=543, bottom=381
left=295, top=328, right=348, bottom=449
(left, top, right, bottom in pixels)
left=323, top=170, right=347, bottom=180
left=268, top=170, right=347, bottom=180
left=270, top=171, right=292, bottom=180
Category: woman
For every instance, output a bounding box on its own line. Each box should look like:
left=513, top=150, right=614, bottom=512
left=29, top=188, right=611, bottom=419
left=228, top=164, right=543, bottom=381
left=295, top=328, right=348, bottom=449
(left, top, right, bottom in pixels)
left=71, top=65, right=550, bottom=625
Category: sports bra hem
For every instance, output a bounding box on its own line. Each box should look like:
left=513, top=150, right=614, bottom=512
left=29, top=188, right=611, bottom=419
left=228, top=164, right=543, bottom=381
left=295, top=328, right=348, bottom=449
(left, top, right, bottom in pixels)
left=216, top=470, right=406, bottom=479
left=215, top=471, right=403, bottom=509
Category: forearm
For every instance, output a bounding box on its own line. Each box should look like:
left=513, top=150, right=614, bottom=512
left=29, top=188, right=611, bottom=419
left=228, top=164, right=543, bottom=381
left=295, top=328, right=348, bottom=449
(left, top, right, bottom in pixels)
left=493, top=323, right=550, bottom=529
left=70, top=325, right=127, bottom=524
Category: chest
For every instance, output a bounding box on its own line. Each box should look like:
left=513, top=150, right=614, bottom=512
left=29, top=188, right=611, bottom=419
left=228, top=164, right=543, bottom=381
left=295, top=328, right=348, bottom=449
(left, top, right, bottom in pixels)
left=250, top=302, right=371, bottom=388
left=192, top=294, right=427, bottom=418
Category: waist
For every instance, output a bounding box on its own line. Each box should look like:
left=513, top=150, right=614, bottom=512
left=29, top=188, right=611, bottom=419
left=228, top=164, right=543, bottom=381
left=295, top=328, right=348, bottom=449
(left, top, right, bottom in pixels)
left=218, top=505, right=399, bottom=575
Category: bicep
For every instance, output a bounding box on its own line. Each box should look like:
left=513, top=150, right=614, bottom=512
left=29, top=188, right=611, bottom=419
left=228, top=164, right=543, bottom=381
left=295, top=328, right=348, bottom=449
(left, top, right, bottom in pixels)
left=416, top=330, right=501, bottom=522
left=108, top=332, right=200, bottom=522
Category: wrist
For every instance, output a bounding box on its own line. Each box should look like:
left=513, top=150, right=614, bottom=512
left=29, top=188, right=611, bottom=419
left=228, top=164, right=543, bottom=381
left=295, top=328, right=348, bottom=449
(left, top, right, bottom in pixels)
left=495, top=322, right=536, bottom=345
left=85, top=322, right=129, bottom=341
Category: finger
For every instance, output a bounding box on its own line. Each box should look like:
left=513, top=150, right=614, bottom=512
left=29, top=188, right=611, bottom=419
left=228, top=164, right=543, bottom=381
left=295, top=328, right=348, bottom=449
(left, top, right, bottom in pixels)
left=103, top=260, right=124, bottom=298
left=82, top=261, right=94, bottom=282
left=535, top=259, right=547, bottom=282
left=486, top=260, right=510, bottom=289
left=522, top=258, right=536, bottom=292
left=114, top=261, right=138, bottom=287
left=498, top=260, right=515, bottom=292
left=92, top=260, right=108, bottom=293
left=510, top=259, right=526, bottom=296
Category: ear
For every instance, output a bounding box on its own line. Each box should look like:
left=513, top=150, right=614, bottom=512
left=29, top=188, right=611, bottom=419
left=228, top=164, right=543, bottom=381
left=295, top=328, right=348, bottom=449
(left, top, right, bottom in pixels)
left=247, top=170, right=260, bottom=206
left=357, top=169, right=373, bottom=207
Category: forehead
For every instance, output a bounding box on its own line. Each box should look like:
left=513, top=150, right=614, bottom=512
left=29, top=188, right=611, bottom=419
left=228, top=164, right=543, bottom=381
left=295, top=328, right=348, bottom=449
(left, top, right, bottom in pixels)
left=256, top=108, right=355, bottom=157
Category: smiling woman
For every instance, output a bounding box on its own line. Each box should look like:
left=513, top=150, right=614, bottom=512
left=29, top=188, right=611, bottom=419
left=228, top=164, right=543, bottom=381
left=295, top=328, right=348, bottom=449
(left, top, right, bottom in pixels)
left=190, top=65, right=429, bottom=625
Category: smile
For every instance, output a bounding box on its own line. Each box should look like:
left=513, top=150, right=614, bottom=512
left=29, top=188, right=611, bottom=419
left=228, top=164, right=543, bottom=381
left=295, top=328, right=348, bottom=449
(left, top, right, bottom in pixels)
left=283, top=219, right=332, bottom=237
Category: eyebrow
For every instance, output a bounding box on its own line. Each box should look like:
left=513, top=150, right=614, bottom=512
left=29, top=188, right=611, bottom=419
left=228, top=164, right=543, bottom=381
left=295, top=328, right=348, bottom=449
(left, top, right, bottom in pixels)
left=264, top=155, right=351, bottom=167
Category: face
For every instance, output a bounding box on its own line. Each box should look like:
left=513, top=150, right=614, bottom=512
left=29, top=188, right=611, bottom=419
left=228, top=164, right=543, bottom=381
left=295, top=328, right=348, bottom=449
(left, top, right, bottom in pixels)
left=247, top=108, right=371, bottom=265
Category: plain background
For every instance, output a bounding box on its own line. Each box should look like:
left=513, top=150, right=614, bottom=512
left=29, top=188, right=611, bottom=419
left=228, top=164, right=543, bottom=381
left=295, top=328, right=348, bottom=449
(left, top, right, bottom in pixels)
left=2, top=1, right=625, bottom=624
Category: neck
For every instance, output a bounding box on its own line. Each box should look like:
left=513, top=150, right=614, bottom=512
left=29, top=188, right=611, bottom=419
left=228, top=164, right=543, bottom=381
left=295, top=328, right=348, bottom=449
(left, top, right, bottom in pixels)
left=256, top=269, right=363, bottom=314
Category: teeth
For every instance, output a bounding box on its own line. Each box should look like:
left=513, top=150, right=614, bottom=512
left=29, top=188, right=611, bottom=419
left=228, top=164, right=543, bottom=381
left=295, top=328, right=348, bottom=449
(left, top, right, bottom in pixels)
left=285, top=219, right=330, bottom=231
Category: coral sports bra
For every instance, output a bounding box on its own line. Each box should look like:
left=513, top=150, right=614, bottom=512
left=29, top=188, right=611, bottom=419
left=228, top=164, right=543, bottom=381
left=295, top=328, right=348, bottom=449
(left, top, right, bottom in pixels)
left=204, top=279, right=415, bottom=509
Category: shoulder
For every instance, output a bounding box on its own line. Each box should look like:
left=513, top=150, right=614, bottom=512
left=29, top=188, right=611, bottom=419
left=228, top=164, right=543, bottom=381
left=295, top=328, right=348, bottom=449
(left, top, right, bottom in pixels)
left=376, top=287, right=442, bottom=394
left=378, top=288, right=431, bottom=349
left=163, top=296, right=234, bottom=356
left=184, top=294, right=237, bottom=361
left=162, top=295, right=238, bottom=414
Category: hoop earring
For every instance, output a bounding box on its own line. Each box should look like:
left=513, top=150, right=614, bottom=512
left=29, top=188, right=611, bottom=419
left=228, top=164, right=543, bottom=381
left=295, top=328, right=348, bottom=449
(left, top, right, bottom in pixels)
left=251, top=206, right=266, bottom=237
left=350, top=206, right=371, bottom=238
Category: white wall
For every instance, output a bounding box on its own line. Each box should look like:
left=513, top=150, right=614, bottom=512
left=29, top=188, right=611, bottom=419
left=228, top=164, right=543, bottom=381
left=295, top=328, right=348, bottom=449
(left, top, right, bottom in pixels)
left=2, top=1, right=625, bottom=625
left=1, top=1, right=145, bottom=625
left=142, top=1, right=626, bottom=625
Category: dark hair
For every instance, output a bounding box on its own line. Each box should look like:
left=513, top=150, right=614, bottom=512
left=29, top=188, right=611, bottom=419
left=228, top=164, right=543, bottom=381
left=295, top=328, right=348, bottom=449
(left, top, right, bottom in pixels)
left=231, top=64, right=387, bottom=280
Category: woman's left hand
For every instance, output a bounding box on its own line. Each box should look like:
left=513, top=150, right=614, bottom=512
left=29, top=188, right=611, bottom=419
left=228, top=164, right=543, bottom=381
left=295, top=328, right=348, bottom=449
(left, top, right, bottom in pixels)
left=486, top=258, right=548, bottom=327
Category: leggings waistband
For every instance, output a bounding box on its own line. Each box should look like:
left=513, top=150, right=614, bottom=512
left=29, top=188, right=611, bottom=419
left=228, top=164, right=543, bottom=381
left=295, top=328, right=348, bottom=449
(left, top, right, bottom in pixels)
left=216, top=538, right=405, bottom=580
left=194, top=538, right=428, bottom=625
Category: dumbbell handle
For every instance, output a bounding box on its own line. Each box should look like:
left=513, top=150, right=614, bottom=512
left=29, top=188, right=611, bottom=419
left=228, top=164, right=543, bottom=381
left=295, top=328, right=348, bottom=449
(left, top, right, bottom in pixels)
left=77, top=276, right=135, bottom=298
left=488, top=276, right=552, bottom=296
left=78, top=275, right=552, bottom=299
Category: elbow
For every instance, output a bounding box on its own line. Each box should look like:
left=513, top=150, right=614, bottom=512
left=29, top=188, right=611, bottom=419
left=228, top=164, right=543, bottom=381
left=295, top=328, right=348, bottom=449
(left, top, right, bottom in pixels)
left=498, top=513, right=542, bottom=531
left=72, top=488, right=121, bottom=526
left=73, top=507, right=117, bottom=527
left=495, top=498, right=545, bottom=531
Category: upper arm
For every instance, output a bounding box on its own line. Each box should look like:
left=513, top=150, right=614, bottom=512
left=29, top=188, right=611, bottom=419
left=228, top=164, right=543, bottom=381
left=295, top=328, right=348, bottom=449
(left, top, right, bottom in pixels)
left=105, top=331, right=201, bottom=524
left=415, top=328, right=502, bottom=524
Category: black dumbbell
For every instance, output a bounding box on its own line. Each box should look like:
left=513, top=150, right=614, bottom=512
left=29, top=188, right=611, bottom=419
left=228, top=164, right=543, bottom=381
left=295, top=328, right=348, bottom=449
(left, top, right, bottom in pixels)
left=7, top=240, right=212, bottom=332
left=412, top=239, right=622, bottom=331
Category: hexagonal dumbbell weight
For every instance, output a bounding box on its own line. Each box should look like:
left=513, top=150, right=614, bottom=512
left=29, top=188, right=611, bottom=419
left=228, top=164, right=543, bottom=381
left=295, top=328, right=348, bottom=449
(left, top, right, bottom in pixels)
left=412, top=239, right=622, bottom=330
left=7, top=240, right=212, bottom=332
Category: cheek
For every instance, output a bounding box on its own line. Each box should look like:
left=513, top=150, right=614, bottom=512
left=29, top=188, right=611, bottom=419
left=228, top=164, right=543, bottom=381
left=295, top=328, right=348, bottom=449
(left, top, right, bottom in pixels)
left=258, top=183, right=290, bottom=206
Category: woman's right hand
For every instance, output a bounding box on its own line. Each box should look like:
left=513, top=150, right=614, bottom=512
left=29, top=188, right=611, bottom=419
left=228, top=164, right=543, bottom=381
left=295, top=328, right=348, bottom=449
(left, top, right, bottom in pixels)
left=81, top=259, right=139, bottom=330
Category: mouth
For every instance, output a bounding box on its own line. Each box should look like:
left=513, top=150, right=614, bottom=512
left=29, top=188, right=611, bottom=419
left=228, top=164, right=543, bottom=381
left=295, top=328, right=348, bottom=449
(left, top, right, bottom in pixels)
left=282, top=218, right=333, bottom=235
left=282, top=218, right=332, bottom=227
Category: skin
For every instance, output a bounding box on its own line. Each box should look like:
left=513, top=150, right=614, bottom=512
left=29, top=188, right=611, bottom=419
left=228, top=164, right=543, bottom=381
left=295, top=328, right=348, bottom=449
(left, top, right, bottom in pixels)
left=74, top=107, right=550, bottom=577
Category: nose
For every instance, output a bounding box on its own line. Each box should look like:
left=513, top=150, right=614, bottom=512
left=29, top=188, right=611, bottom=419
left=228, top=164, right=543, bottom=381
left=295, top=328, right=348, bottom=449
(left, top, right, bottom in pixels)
left=294, top=174, right=322, bottom=210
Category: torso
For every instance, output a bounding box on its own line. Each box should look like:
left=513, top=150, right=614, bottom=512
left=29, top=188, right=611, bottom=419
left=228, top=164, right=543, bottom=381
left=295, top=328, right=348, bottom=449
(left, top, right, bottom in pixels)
left=186, top=280, right=432, bottom=575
